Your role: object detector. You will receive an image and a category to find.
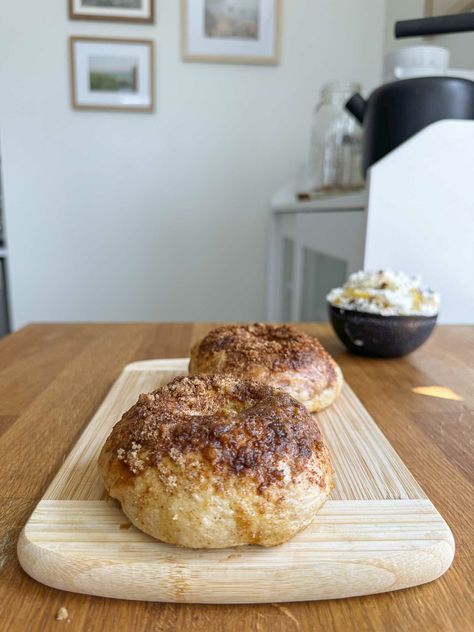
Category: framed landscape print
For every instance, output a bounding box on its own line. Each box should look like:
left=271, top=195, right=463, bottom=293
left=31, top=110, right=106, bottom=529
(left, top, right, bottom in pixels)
left=69, top=0, right=154, bottom=24
left=70, top=37, right=155, bottom=112
left=181, top=0, right=280, bottom=65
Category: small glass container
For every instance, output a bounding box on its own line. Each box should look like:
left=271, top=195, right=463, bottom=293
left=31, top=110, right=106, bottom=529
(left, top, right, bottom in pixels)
left=308, top=81, right=364, bottom=194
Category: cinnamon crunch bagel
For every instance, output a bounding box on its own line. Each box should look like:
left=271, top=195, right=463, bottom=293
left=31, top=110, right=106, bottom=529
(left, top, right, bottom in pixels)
left=189, top=323, right=343, bottom=412
left=99, top=374, right=333, bottom=549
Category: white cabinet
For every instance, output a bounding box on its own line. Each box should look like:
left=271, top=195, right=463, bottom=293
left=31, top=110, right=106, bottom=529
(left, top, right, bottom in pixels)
left=268, top=122, right=474, bottom=324
left=363, top=121, right=474, bottom=324
left=266, top=187, right=367, bottom=322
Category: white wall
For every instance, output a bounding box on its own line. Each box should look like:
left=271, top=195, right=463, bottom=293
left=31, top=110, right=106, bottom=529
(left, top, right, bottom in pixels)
left=384, top=0, right=425, bottom=51
left=0, top=0, right=386, bottom=328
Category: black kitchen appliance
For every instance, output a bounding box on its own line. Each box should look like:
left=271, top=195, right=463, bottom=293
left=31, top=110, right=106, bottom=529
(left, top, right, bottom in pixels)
left=345, top=12, right=474, bottom=174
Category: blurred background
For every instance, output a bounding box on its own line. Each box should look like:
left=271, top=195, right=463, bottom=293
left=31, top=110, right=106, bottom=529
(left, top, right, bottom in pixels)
left=0, top=0, right=473, bottom=335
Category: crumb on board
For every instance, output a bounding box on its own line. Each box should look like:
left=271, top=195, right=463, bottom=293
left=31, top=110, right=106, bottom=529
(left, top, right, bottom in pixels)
left=119, top=523, right=131, bottom=530
left=55, top=606, right=70, bottom=622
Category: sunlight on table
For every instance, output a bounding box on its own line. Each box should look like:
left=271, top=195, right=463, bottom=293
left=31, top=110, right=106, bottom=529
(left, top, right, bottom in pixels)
left=412, top=386, right=463, bottom=401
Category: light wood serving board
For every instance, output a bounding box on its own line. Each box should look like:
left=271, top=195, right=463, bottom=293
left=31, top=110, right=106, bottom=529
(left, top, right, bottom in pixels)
left=18, top=359, right=454, bottom=604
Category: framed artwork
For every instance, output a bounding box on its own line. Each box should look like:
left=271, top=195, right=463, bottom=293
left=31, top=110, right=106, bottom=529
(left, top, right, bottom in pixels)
left=68, top=0, right=154, bottom=24
left=70, top=37, right=155, bottom=112
left=425, top=0, right=474, bottom=16
left=181, top=0, right=280, bottom=65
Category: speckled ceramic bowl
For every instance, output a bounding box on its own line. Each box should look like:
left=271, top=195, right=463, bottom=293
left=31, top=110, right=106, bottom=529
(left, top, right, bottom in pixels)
left=328, top=303, right=438, bottom=358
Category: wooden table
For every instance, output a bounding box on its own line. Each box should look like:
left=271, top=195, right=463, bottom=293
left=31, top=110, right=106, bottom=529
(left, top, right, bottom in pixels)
left=0, top=323, right=472, bottom=631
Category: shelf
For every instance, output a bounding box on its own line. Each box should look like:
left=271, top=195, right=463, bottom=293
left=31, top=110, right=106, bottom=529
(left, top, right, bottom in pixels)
left=271, top=182, right=367, bottom=214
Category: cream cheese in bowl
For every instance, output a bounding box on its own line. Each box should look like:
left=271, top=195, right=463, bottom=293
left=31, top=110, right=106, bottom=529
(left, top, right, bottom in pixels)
left=327, top=269, right=439, bottom=317
left=327, top=270, right=439, bottom=357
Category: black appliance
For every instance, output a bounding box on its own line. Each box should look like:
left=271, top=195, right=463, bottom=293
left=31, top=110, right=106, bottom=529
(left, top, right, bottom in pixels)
left=345, top=12, right=474, bottom=174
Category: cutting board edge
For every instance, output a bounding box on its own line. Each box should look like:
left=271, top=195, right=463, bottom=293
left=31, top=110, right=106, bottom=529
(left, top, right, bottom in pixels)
left=21, top=357, right=455, bottom=603
left=17, top=498, right=455, bottom=604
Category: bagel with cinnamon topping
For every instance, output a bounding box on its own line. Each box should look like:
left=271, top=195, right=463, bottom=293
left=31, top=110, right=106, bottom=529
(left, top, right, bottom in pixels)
left=99, top=374, right=333, bottom=549
left=189, top=323, right=343, bottom=412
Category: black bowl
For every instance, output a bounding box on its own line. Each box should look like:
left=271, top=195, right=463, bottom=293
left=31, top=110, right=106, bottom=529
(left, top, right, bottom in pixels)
left=328, top=303, right=437, bottom=358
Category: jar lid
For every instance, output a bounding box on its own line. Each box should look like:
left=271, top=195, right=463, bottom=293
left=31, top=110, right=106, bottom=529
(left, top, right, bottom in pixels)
left=321, top=81, right=362, bottom=97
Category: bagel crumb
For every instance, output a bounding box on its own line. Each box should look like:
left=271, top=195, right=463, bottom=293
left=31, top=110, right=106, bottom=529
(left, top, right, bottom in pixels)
left=55, top=607, right=69, bottom=622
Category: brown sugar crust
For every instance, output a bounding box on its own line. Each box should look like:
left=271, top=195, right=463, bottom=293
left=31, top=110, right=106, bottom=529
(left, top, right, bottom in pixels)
left=99, top=374, right=333, bottom=548
left=101, top=375, right=324, bottom=491
left=193, top=323, right=334, bottom=373
left=189, top=324, right=343, bottom=413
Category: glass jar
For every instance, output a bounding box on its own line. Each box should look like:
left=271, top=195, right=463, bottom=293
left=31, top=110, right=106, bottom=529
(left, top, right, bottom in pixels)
left=308, top=81, right=364, bottom=194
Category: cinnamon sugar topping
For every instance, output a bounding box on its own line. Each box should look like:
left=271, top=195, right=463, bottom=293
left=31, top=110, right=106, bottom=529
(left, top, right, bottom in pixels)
left=103, top=374, right=325, bottom=490
left=191, top=323, right=334, bottom=373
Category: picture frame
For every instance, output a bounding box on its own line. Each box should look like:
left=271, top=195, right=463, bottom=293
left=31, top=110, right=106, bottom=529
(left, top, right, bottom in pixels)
left=68, top=0, right=154, bottom=24
left=424, top=0, right=474, bottom=16
left=70, top=36, right=155, bottom=112
left=181, top=0, right=280, bottom=65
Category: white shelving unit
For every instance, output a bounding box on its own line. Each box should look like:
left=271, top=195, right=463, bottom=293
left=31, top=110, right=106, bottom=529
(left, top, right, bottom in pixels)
left=266, top=185, right=367, bottom=322
left=267, top=121, right=474, bottom=325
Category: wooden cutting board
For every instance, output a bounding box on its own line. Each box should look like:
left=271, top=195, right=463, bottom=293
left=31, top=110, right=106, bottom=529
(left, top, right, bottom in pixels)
left=17, top=359, right=454, bottom=604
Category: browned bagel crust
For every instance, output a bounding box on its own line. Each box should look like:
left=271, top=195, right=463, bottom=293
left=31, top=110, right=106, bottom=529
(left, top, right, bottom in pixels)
left=99, top=374, right=333, bottom=548
left=189, top=324, right=343, bottom=412
left=192, top=323, right=333, bottom=372
left=101, top=375, right=325, bottom=492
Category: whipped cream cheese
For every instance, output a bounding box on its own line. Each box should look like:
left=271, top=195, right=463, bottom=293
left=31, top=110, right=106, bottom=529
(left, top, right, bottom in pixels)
left=327, top=269, right=439, bottom=317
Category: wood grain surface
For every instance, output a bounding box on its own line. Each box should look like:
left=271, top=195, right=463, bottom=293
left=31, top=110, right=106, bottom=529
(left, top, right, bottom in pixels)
left=0, top=323, right=473, bottom=630
left=17, top=359, right=453, bottom=603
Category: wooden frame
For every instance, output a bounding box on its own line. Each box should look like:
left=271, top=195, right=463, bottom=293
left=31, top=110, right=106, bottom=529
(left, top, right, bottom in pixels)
left=68, top=0, right=155, bottom=24
left=181, top=0, right=280, bottom=65
left=425, top=0, right=474, bottom=16
left=69, top=36, right=155, bottom=113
